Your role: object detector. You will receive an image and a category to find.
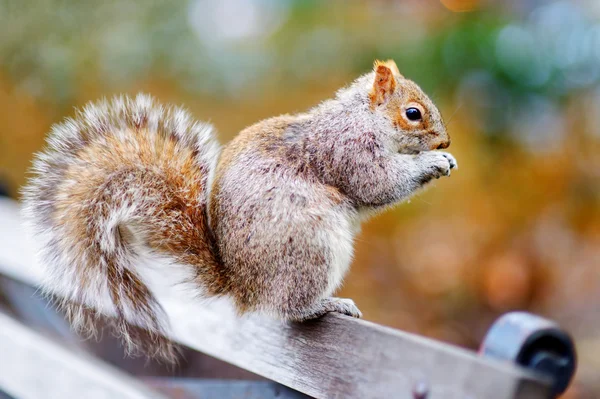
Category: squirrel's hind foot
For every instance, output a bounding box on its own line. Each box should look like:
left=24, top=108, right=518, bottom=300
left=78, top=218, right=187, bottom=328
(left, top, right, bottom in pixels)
left=322, top=297, right=362, bottom=319
left=293, top=297, right=362, bottom=321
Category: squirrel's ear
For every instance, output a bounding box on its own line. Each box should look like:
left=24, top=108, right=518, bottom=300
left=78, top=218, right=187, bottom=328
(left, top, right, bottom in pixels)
left=369, top=60, right=401, bottom=107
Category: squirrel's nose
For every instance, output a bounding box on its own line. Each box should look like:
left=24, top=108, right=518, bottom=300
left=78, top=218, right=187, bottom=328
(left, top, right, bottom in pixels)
left=436, top=139, right=450, bottom=150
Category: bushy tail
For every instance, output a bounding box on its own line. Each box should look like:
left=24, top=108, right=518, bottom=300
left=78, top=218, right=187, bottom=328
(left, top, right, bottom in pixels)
left=22, top=94, right=222, bottom=361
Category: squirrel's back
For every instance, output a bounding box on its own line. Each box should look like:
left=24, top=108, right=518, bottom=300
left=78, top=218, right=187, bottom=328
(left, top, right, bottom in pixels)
left=22, top=94, right=222, bottom=361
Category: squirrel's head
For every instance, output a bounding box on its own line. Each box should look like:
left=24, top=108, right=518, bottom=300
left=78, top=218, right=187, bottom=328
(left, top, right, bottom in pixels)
left=366, top=59, right=450, bottom=153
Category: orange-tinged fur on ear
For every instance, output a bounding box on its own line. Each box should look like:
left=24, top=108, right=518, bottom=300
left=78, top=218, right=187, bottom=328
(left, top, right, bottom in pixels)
left=374, top=59, right=401, bottom=76
left=369, top=60, right=398, bottom=108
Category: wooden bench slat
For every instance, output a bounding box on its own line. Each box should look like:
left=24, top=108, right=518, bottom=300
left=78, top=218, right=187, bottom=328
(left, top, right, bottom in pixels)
left=163, top=300, right=550, bottom=399
left=0, top=312, right=166, bottom=399
left=0, top=198, right=552, bottom=399
left=145, top=378, right=310, bottom=399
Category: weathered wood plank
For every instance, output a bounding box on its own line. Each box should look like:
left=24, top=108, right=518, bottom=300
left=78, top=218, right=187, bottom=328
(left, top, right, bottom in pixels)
left=0, top=312, right=166, bottom=399
left=163, top=300, right=551, bottom=399
left=145, top=378, right=310, bottom=399
left=0, top=198, right=552, bottom=399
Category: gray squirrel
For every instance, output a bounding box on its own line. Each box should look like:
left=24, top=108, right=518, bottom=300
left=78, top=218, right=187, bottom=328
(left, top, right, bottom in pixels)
left=23, top=59, right=457, bottom=361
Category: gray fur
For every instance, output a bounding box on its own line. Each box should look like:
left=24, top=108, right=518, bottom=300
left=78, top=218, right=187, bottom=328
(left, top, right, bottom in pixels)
left=22, top=65, right=456, bottom=361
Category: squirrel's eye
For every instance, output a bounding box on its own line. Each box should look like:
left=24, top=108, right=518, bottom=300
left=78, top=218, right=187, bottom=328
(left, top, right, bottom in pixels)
left=405, top=107, right=422, bottom=121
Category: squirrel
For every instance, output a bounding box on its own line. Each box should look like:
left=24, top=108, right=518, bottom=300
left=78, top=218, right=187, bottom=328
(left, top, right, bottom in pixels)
left=22, top=59, right=457, bottom=361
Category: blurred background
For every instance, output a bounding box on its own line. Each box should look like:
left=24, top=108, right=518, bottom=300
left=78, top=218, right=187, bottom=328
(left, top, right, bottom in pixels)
left=0, top=0, right=599, bottom=397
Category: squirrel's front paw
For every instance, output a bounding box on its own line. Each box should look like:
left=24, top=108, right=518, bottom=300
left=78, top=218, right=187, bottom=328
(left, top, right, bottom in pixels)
left=441, top=152, right=457, bottom=171
left=417, top=151, right=458, bottom=181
